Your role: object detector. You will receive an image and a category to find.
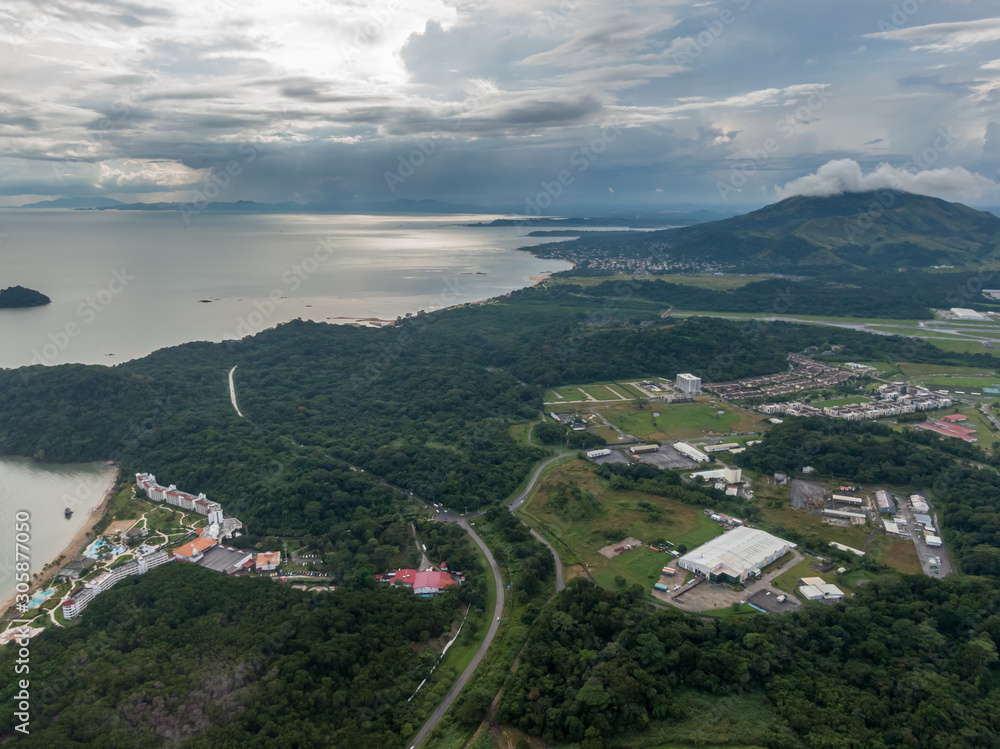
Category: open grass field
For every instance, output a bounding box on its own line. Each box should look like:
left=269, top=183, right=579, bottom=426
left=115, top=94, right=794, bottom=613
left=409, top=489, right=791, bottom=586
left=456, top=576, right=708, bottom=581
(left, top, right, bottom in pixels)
left=927, top=338, right=1000, bottom=354
left=772, top=557, right=834, bottom=595
left=922, top=375, right=1000, bottom=389
left=675, top=311, right=923, bottom=325
left=549, top=272, right=771, bottom=291
left=602, top=401, right=763, bottom=441
left=754, top=483, right=872, bottom=550
left=517, top=458, right=723, bottom=590
left=582, top=384, right=627, bottom=401
left=869, top=535, right=923, bottom=575
left=810, top=395, right=872, bottom=408
left=898, top=362, right=998, bottom=378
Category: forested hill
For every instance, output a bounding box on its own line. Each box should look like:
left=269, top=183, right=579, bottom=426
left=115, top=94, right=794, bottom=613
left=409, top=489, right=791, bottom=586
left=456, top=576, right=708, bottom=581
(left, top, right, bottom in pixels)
left=527, top=190, right=1000, bottom=271
left=0, top=286, right=984, bottom=534
left=0, top=285, right=50, bottom=308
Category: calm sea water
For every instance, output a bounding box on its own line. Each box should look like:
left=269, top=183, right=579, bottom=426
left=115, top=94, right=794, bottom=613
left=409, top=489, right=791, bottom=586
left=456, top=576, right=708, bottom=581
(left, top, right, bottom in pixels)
left=0, top=457, right=117, bottom=608
left=0, top=210, right=571, bottom=369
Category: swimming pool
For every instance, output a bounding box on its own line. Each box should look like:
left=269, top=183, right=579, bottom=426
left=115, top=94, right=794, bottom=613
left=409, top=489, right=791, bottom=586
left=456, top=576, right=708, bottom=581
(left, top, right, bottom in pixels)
left=83, top=538, right=110, bottom=558
left=27, top=588, right=54, bottom=609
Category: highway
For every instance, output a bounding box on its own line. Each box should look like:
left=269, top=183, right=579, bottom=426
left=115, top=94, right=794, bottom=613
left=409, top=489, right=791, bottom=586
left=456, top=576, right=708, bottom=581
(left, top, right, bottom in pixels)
left=410, top=520, right=503, bottom=748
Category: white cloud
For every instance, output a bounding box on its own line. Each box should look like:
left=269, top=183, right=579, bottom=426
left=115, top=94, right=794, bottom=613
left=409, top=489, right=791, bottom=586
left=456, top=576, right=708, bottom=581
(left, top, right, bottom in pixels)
left=866, top=18, right=1000, bottom=53
left=775, top=158, right=997, bottom=201
left=98, top=159, right=205, bottom=188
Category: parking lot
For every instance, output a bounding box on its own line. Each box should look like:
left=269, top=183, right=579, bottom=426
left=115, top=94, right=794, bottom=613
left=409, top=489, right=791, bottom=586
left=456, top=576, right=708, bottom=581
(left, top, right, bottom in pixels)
left=635, top=445, right=698, bottom=470
left=748, top=589, right=800, bottom=613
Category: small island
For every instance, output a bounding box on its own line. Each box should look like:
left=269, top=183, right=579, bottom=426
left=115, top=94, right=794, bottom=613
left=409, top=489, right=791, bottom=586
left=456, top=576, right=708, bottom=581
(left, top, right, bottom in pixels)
left=0, top=285, right=51, bottom=308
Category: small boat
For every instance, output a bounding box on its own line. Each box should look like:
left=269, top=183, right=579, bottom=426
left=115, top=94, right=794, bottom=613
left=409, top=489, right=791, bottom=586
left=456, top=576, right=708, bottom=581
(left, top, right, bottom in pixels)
left=64, top=507, right=74, bottom=518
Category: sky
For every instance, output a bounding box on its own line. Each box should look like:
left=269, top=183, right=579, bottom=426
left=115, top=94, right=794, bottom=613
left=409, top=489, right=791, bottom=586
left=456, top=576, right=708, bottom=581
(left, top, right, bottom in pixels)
left=1, top=0, right=999, bottom=210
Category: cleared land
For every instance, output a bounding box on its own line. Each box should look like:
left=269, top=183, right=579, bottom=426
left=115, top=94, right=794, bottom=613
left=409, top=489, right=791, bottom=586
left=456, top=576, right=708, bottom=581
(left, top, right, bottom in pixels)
left=603, top=401, right=763, bottom=441
left=517, top=459, right=722, bottom=591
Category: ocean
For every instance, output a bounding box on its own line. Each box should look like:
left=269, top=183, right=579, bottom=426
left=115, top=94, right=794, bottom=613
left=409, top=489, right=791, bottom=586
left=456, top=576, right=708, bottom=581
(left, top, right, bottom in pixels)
left=0, top=210, right=571, bottom=369
left=0, top=457, right=117, bottom=610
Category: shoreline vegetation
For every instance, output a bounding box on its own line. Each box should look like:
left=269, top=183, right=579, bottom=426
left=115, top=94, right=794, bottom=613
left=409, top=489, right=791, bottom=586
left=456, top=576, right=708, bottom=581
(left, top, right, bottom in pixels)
left=0, top=285, right=50, bottom=309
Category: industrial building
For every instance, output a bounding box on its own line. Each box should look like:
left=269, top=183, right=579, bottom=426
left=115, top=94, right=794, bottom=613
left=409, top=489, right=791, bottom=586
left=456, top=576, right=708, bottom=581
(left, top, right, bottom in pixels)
left=587, top=448, right=611, bottom=459
left=724, top=466, right=742, bottom=483
left=925, top=534, right=943, bottom=547
left=910, top=494, right=930, bottom=513
left=677, top=527, right=794, bottom=584
left=704, top=442, right=740, bottom=453
left=875, top=489, right=897, bottom=514
left=798, top=579, right=845, bottom=601
left=822, top=508, right=867, bottom=525
left=832, top=494, right=863, bottom=506
left=630, top=444, right=659, bottom=454
left=675, top=373, right=702, bottom=395
left=951, top=307, right=989, bottom=321
left=673, top=442, right=709, bottom=463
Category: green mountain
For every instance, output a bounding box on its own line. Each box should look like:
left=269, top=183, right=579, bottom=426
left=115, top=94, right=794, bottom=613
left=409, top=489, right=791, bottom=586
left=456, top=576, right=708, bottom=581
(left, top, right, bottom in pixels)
left=536, top=190, right=1000, bottom=271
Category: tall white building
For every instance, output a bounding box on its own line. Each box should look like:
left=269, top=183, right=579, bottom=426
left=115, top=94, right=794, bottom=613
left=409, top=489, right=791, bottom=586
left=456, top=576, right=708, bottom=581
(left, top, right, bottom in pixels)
left=675, top=373, right=702, bottom=395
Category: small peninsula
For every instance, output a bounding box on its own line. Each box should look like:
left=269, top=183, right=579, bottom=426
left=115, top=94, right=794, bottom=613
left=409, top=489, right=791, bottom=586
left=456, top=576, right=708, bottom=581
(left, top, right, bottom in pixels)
left=0, top=285, right=51, bottom=308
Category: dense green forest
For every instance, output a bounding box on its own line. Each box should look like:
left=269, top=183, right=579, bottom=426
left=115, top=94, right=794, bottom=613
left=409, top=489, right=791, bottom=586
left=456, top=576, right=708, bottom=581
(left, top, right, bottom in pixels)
left=500, top=576, right=1000, bottom=749
left=4, top=286, right=982, bottom=533
left=0, top=565, right=460, bottom=748
left=4, top=282, right=1000, bottom=748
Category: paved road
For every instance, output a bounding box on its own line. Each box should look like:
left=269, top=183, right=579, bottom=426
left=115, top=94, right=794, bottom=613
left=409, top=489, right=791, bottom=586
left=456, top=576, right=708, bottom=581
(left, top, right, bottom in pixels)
left=228, top=366, right=244, bottom=418
left=528, top=529, right=565, bottom=592
left=507, top=452, right=573, bottom=512
left=410, top=520, right=503, bottom=748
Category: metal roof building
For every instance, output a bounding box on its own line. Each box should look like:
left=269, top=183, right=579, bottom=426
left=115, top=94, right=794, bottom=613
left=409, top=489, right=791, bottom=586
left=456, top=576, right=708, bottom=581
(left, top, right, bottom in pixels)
left=677, top=526, right=794, bottom=584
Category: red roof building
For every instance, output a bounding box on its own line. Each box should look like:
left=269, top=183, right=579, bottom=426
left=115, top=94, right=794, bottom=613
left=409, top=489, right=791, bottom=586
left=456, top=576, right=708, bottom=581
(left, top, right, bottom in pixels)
left=390, top=568, right=457, bottom=594
left=916, top=420, right=978, bottom=442
left=939, top=414, right=968, bottom=422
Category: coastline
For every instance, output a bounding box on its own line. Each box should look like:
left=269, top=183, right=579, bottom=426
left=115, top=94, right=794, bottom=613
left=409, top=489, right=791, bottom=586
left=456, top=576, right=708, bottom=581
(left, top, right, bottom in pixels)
left=0, top=464, right=119, bottom=619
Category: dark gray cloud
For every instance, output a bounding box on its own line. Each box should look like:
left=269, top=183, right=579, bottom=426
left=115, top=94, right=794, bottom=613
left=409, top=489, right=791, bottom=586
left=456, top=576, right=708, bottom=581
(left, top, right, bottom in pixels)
left=1, top=0, right=998, bottom=206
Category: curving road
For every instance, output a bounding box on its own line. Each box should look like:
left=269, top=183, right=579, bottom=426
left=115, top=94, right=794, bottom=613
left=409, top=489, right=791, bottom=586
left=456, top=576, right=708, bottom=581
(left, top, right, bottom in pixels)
left=410, top=520, right=503, bottom=748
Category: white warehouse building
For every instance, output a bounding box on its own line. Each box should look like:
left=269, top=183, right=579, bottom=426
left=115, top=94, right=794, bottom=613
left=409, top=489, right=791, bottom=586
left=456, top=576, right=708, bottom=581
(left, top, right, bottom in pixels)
left=678, top=526, right=794, bottom=584
left=675, top=373, right=702, bottom=395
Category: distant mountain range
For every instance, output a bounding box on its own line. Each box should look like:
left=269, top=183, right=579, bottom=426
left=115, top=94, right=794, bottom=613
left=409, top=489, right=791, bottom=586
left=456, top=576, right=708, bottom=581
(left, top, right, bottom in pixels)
left=531, top=190, right=1000, bottom=271
left=12, top=197, right=742, bottom=225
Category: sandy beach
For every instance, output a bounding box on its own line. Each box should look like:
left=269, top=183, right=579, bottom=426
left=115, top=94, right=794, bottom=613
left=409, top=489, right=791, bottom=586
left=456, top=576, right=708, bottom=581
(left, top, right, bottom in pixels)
left=0, top=465, right=119, bottom=619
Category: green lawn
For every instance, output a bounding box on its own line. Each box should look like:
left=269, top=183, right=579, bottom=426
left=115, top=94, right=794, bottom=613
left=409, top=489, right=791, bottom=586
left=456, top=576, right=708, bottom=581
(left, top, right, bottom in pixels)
left=898, top=362, right=997, bottom=378
left=810, top=395, right=872, bottom=407
left=604, top=401, right=752, bottom=440
left=772, top=557, right=833, bottom=595
left=675, top=311, right=923, bottom=325
left=922, top=376, right=1000, bottom=388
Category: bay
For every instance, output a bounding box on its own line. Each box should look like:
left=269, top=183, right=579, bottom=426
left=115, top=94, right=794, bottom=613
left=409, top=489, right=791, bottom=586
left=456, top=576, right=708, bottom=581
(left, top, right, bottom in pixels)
left=0, top=210, right=571, bottom=369
left=0, top=457, right=117, bottom=612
